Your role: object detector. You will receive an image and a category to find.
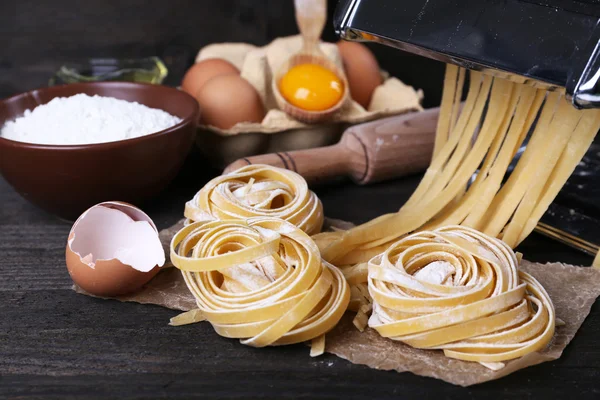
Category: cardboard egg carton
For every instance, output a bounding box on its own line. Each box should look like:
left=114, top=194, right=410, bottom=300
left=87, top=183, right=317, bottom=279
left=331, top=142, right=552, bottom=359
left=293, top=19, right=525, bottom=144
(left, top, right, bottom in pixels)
left=195, top=35, right=423, bottom=167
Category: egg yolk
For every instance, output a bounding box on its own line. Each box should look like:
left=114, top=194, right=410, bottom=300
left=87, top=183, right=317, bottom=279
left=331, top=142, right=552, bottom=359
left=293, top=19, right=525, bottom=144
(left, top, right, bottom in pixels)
left=279, top=63, right=344, bottom=112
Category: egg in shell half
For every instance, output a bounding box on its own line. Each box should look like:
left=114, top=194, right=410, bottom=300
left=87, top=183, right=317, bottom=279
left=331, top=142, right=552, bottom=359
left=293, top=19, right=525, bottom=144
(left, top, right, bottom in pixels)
left=66, top=201, right=166, bottom=297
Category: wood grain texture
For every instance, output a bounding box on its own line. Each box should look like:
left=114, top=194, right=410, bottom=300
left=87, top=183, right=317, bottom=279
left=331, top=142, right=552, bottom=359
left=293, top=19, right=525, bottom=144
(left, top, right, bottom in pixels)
left=1, top=150, right=599, bottom=399
left=344, top=107, right=437, bottom=184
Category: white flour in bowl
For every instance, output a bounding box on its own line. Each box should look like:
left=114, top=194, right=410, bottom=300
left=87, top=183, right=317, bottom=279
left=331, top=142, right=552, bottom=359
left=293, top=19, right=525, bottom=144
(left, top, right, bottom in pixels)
left=0, top=94, right=182, bottom=145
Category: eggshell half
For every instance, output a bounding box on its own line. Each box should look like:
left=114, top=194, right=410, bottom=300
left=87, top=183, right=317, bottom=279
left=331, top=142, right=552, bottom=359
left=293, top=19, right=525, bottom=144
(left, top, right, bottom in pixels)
left=66, top=202, right=166, bottom=297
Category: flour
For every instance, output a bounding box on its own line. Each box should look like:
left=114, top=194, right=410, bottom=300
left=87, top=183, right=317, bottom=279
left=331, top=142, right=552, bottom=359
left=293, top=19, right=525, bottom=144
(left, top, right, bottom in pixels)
left=414, top=261, right=455, bottom=285
left=0, top=94, right=182, bottom=145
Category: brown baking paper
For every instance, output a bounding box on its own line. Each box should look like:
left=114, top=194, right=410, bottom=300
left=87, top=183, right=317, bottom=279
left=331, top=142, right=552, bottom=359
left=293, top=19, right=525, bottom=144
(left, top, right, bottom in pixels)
left=74, top=218, right=600, bottom=387
left=195, top=36, right=424, bottom=135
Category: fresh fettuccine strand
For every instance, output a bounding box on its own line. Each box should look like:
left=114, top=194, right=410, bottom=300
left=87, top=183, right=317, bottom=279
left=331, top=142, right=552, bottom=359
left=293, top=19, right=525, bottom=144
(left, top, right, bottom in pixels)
left=432, top=64, right=462, bottom=159
left=368, top=225, right=555, bottom=364
left=340, top=263, right=372, bottom=330
left=514, top=108, right=600, bottom=244
left=169, top=217, right=350, bottom=355
left=320, top=66, right=600, bottom=265
left=185, top=164, right=324, bottom=235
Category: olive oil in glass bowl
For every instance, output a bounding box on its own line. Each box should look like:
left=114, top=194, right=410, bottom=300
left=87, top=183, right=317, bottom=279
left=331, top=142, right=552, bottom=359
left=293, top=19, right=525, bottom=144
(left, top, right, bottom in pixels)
left=49, top=57, right=168, bottom=86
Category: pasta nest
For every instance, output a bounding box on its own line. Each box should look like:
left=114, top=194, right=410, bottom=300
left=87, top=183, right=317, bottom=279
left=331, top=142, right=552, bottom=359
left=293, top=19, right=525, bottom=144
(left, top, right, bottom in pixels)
left=368, top=225, right=555, bottom=363
left=184, top=164, right=324, bottom=235
left=170, top=217, right=350, bottom=349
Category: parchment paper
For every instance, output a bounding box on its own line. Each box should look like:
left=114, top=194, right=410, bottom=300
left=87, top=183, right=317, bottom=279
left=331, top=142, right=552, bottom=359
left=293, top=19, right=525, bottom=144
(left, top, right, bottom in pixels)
left=74, top=218, right=600, bottom=386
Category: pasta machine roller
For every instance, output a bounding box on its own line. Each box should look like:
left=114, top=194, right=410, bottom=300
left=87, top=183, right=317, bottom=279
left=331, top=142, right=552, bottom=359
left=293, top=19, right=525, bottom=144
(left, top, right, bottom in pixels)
left=334, top=0, right=600, bottom=109
left=334, top=0, right=600, bottom=256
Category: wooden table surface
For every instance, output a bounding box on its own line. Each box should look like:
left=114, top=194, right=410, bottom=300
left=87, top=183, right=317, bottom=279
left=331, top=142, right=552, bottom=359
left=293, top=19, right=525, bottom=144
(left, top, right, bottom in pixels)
left=1, top=150, right=599, bottom=399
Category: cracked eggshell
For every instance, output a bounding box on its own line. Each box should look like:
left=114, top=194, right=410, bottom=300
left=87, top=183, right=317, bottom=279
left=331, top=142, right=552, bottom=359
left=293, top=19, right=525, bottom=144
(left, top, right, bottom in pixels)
left=65, top=201, right=166, bottom=297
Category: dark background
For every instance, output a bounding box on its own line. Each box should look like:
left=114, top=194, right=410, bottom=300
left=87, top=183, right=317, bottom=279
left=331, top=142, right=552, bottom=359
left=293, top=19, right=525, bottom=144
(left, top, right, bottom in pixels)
left=0, top=0, right=445, bottom=105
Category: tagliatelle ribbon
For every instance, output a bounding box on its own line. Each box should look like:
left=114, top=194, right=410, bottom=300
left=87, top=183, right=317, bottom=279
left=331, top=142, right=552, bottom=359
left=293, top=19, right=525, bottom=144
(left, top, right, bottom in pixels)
left=169, top=217, right=350, bottom=355
left=319, top=66, right=600, bottom=266
left=166, top=63, right=594, bottom=367
left=367, top=225, right=555, bottom=365
left=184, top=164, right=324, bottom=235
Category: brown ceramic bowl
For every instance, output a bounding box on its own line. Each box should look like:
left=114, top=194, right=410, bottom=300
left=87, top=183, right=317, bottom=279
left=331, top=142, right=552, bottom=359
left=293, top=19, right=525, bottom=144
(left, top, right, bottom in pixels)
left=0, top=82, right=199, bottom=220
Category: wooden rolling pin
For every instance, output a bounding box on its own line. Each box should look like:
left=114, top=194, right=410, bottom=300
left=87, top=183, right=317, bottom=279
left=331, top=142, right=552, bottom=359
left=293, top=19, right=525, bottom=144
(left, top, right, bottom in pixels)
left=224, top=107, right=439, bottom=185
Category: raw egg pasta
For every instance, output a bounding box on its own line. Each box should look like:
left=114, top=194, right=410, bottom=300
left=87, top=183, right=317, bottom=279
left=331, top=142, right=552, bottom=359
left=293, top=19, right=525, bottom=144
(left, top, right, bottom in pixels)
left=320, top=65, right=600, bottom=265
left=169, top=64, right=587, bottom=366
left=368, top=225, right=555, bottom=365
left=185, top=164, right=324, bottom=235
left=169, top=217, right=350, bottom=355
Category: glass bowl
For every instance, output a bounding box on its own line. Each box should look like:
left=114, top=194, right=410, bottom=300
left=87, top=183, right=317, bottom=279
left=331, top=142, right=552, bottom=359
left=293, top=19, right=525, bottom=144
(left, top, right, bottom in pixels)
left=49, top=56, right=168, bottom=86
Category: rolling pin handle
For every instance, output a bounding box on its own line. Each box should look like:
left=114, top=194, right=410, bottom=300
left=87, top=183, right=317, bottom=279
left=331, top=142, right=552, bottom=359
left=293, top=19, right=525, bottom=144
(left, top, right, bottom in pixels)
left=223, top=108, right=440, bottom=184
left=223, top=146, right=349, bottom=183
left=223, top=158, right=253, bottom=175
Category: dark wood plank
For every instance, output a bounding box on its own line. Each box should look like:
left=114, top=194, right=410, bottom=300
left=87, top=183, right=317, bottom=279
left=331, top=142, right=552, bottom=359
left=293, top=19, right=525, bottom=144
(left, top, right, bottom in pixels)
left=1, top=149, right=600, bottom=399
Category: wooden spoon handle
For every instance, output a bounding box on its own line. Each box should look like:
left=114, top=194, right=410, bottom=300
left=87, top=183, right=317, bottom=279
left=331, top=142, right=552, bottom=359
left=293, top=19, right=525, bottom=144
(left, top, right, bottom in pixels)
left=295, top=0, right=327, bottom=53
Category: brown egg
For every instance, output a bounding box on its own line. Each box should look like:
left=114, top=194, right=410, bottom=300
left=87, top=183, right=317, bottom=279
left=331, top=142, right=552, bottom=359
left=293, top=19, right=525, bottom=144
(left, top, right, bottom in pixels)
left=181, top=58, right=240, bottom=97
left=336, top=41, right=382, bottom=109
left=65, top=202, right=165, bottom=297
left=195, top=74, right=266, bottom=129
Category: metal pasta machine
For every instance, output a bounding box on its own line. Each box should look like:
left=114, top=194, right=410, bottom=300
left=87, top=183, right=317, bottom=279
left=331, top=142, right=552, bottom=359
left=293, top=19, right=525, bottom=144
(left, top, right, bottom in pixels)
left=334, top=0, right=600, bottom=256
